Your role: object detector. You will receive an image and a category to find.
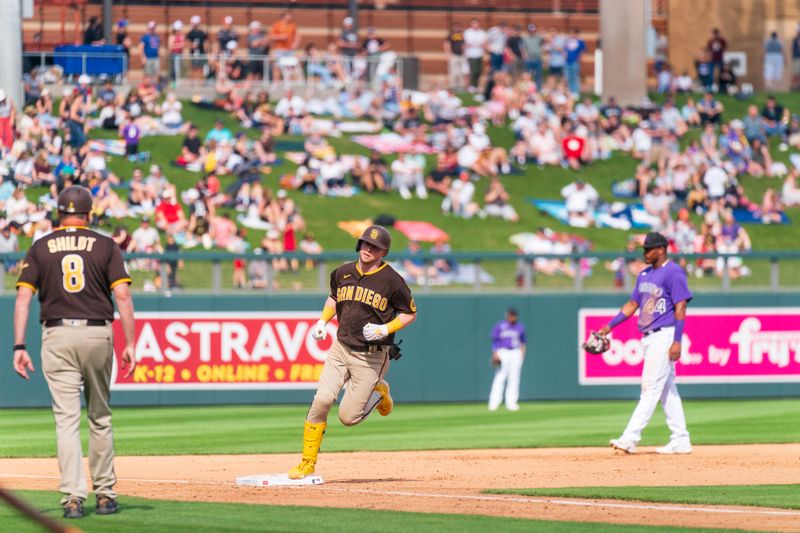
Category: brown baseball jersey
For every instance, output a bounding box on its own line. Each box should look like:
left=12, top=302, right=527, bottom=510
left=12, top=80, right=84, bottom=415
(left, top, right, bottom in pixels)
left=16, top=226, right=132, bottom=322
left=330, top=261, right=416, bottom=347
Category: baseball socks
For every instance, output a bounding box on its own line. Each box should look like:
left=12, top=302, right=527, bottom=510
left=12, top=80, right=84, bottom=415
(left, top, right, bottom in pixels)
left=288, top=420, right=327, bottom=479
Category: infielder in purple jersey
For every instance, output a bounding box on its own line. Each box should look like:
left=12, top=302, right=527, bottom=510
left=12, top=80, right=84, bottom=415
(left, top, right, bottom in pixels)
left=488, top=308, right=526, bottom=411
left=598, top=232, right=693, bottom=455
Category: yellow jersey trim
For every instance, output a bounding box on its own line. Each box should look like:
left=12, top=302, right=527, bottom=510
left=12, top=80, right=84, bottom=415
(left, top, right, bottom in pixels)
left=109, top=278, right=132, bottom=289
left=54, top=226, right=90, bottom=231
left=356, top=262, right=389, bottom=277
left=16, top=282, right=37, bottom=293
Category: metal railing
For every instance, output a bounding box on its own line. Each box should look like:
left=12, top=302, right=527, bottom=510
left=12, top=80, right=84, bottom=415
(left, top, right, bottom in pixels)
left=1, top=250, right=798, bottom=295
left=169, top=52, right=404, bottom=92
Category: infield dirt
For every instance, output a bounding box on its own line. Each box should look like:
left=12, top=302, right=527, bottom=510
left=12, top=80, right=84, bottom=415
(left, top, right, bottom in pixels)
left=1, top=444, right=799, bottom=531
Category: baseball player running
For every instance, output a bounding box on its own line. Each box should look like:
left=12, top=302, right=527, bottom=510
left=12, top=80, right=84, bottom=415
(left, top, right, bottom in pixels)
left=488, top=307, right=526, bottom=411
left=13, top=186, right=137, bottom=518
left=288, top=225, right=417, bottom=479
left=597, top=232, right=693, bottom=455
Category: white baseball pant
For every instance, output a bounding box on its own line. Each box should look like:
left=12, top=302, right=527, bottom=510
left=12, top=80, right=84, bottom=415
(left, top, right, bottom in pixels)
left=488, top=348, right=524, bottom=411
left=619, top=327, right=690, bottom=445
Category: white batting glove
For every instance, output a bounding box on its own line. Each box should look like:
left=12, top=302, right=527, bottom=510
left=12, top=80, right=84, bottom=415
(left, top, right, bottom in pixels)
left=363, top=323, right=388, bottom=341
left=310, top=319, right=328, bottom=341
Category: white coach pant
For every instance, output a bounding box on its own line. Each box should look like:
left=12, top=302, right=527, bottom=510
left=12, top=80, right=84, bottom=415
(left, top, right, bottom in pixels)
left=620, top=327, right=690, bottom=445
left=489, top=348, right=524, bottom=411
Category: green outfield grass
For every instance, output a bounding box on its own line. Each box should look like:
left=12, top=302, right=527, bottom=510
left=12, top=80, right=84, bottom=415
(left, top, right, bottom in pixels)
left=1, top=399, right=797, bottom=458
left=488, top=485, right=800, bottom=510
left=0, top=490, right=763, bottom=533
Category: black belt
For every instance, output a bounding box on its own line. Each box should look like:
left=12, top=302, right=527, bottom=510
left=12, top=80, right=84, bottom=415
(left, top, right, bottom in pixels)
left=44, top=319, right=109, bottom=328
left=642, top=327, right=663, bottom=337
left=343, top=343, right=385, bottom=353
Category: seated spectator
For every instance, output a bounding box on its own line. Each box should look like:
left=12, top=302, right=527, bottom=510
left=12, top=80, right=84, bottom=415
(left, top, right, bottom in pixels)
left=661, top=98, right=688, bottom=137
left=363, top=150, right=388, bottom=192
left=402, top=240, right=439, bottom=282
left=561, top=125, right=587, bottom=170
left=127, top=216, right=163, bottom=271
left=782, top=169, right=800, bottom=206
left=717, top=63, right=737, bottom=94
left=246, top=248, right=269, bottom=289
left=261, top=229, right=289, bottom=273
left=159, top=92, right=184, bottom=130
left=748, top=138, right=773, bottom=177
left=529, top=121, right=561, bottom=165
left=146, top=164, right=170, bottom=197
left=441, top=171, right=480, bottom=218
left=208, top=212, right=237, bottom=249
left=697, top=92, right=723, bottom=125
left=643, top=184, right=675, bottom=217
left=298, top=231, right=322, bottom=269
left=120, top=113, right=141, bottom=158
left=177, top=124, right=203, bottom=166
left=482, top=177, right=519, bottom=222
left=431, top=239, right=456, bottom=276
left=715, top=210, right=752, bottom=279
left=205, top=119, right=233, bottom=144
left=273, top=189, right=304, bottom=231
left=254, top=127, right=276, bottom=164
left=304, top=131, right=332, bottom=159
left=318, top=154, right=351, bottom=196
left=391, top=152, right=427, bottom=200
left=457, top=122, right=510, bottom=177
left=561, top=179, right=598, bottom=227
left=760, top=188, right=784, bottom=224
left=761, top=95, right=787, bottom=138
left=425, top=158, right=454, bottom=196
left=703, top=164, right=728, bottom=201
left=155, top=188, right=188, bottom=235
left=92, top=179, right=128, bottom=220
left=12, top=151, right=36, bottom=185
left=742, top=105, right=766, bottom=143
left=675, top=70, right=693, bottom=93
left=680, top=97, right=701, bottom=128
left=672, top=208, right=697, bottom=254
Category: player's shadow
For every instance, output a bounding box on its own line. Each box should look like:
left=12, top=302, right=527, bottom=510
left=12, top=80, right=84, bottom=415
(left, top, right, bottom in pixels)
left=39, top=503, right=156, bottom=514
left=327, top=478, right=415, bottom=484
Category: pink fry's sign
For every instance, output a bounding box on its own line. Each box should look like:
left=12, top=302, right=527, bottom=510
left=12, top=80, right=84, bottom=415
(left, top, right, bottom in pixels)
left=579, top=308, right=800, bottom=385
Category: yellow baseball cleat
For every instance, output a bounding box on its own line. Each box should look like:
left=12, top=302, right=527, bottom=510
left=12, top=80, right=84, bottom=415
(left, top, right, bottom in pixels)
left=288, top=458, right=316, bottom=479
left=375, top=379, right=393, bottom=416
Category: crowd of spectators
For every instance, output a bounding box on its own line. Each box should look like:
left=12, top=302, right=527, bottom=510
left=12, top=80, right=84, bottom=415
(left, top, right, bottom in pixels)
left=97, top=12, right=401, bottom=90
left=444, top=20, right=586, bottom=97
left=7, top=15, right=800, bottom=289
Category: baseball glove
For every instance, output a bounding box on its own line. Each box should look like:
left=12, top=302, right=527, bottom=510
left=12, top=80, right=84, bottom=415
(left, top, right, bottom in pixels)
left=583, top=331, right=610, bottom=354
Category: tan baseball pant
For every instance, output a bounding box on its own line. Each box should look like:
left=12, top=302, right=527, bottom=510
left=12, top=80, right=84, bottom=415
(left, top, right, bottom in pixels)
left=40, top=323, right=117, bottom=504
left=307, top=339, right=389, bottom=426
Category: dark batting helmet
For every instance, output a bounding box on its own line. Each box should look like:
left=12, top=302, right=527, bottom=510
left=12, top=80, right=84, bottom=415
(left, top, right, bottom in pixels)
left=356, top=225, right=391, bottom=254
left=57, top=185, right=93, bottom=215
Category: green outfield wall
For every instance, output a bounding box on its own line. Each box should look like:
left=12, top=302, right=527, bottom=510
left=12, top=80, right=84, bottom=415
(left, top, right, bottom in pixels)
left=1, top=293, right=799, bottom=408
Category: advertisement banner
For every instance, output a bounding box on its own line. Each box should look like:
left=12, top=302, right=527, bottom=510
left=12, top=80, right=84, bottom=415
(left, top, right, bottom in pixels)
left=579, top=308, right=800, bottom=385
left=111, top=312, right=335, bottom=390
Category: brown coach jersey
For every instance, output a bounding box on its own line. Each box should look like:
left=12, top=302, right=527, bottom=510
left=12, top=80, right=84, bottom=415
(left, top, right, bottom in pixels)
left=331, top=261, right=416, bottom=347
left=16, top=226, right=132, bottom=322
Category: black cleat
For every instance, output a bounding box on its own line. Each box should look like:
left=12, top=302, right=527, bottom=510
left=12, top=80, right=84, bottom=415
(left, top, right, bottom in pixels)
left=62, top=499, right=84, bottom=519
left=95, top=495, right=119, bottom=515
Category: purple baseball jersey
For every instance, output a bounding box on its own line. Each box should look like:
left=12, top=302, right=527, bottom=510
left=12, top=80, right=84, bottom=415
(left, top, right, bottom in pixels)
left=630, top=260, right=693, bottom=333
left=491, top=320, right=526, bottom=350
